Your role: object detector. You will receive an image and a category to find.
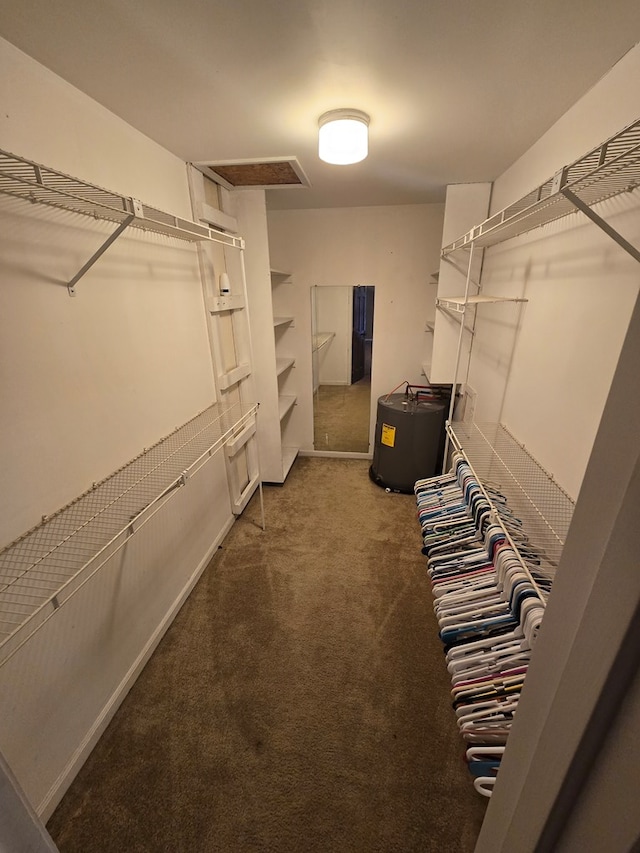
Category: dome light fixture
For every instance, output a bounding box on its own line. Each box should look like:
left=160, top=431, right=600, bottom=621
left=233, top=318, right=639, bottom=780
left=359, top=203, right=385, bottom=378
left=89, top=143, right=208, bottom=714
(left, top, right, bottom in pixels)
left=318, top=109, right=370, bottom=165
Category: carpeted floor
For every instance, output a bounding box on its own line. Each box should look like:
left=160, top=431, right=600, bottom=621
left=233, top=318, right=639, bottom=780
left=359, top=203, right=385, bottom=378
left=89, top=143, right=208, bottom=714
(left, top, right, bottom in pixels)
left=47, top=457, right=486, bottom=852
left=313, top=383, right=371, bottom=453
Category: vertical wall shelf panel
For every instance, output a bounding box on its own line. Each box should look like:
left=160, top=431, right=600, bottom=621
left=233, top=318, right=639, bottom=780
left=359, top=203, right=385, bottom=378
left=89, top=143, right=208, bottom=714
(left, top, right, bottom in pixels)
left=269, top=269, right=299, bottom=482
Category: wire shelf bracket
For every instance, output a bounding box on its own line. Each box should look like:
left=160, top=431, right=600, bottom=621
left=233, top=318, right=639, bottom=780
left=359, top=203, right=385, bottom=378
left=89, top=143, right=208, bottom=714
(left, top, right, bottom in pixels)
left=0, top=148, right=245, bottom=296
left=66, top=213, right=135, bottom=296
left=560, top=185, right=640, bottom=264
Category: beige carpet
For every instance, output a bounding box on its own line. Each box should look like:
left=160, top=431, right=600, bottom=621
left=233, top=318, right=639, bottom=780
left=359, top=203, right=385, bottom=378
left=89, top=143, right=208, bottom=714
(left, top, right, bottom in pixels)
left=313, top=383, right=371, bottom=453
left=47, top=457, right=486, bottom=852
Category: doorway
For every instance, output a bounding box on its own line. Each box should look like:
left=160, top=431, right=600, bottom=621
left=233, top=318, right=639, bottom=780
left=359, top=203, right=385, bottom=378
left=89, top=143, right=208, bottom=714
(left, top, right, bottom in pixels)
left=351, top=285, right=374, bottom=385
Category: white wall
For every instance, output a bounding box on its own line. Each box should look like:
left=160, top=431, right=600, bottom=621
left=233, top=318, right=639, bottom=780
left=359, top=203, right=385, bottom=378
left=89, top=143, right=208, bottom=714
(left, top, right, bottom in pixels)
left=0, top=37, right=220, bottom=542
left=0, top=38, right=234, bottom=816
left=476, top=249, right=640, bottom=853
left=267, top=204, right=445, bottom=450
left=435, top=44, right=640, bottom=499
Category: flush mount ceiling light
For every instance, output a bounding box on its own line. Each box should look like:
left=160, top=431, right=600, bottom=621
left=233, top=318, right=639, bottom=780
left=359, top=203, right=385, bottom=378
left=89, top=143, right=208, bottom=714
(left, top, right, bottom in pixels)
left=318, top=109, right=370, bottom=165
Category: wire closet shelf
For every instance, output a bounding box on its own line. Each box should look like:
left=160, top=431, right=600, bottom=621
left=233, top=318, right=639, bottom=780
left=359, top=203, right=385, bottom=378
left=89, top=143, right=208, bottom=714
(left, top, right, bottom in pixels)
left=0, top=401, right=257, bottom=667
left=448, top=421, right=575, bottom=586
left=441, top=117, right=640, bottom=255
left=0, top=148, right=243, bottom=248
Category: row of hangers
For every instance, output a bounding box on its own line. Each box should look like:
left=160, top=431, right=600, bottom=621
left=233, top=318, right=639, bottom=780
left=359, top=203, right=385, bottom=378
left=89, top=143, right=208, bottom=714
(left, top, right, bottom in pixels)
left=414, top=453, right=552, bottom=797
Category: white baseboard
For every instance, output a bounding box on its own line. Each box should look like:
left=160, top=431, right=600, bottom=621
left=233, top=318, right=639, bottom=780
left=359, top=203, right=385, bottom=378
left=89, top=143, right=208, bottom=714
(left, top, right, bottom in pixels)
left=299, top=449, right=373, bottom=460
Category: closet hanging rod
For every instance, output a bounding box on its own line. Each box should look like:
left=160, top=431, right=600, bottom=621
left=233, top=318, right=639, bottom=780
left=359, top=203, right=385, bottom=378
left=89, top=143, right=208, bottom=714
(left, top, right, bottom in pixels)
left=447, top=421, right=575, bottom=571
left=447, top=425, right=549, bottom=606
left=0, top=401, right=259, bottom=668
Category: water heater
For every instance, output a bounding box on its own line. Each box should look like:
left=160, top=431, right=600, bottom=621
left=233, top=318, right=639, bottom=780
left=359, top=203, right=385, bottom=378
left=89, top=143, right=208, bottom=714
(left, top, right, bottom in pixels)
left=369, top=393, right=448, bottom=493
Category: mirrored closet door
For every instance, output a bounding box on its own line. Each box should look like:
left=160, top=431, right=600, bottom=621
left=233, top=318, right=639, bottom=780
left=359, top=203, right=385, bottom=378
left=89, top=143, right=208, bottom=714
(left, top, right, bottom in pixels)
left=311, top=285, right=375, bottom=453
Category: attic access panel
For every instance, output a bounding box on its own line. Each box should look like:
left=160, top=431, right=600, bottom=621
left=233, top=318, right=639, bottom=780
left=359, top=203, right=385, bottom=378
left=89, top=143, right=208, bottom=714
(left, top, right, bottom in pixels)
left=195, top=157, right=310, bottom=191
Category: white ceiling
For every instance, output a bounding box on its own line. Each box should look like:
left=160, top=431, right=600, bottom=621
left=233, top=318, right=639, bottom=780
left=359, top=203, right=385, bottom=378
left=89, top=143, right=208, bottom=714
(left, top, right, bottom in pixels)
left=1, top=0, right=640, bottom=210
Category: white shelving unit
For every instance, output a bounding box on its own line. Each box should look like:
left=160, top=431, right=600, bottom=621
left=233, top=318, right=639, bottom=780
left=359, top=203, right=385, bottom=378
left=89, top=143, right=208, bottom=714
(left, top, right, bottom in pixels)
left=0, top=153, right=267, bottom=670
left=230, top=193, right=302, bottom=487
left=270, top=269, right=300, bottom=482
left=436, top=265, right=528, bottom=431
left=437, top=120, right=640, bottom=392
left=0, top=401, right=260, bottom=668
left=430, top=120, right=640, bottom=841
left=437, top=117, right=640, bottom=568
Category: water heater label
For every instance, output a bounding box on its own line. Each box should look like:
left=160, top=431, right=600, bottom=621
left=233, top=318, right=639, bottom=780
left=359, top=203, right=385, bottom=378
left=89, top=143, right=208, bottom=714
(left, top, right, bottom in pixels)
left=381, top=423, right=396, bottom=447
